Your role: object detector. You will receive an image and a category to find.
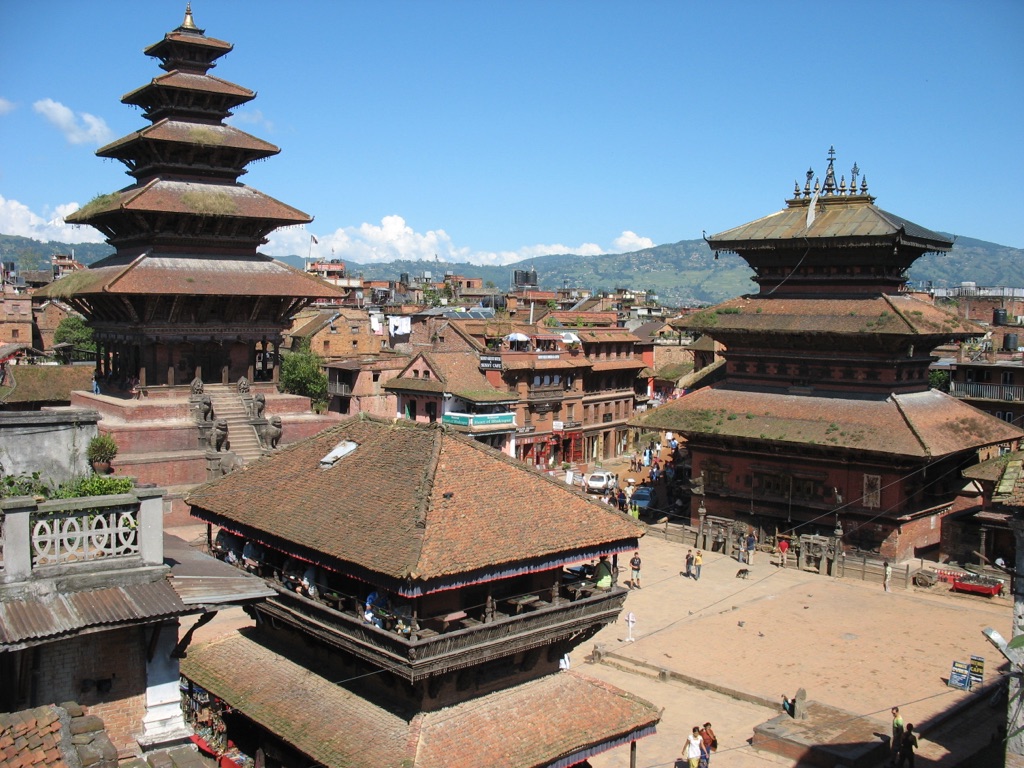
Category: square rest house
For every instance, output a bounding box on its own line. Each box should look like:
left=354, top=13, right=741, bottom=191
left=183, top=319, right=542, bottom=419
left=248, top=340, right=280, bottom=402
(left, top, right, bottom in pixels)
left=183, top=414, right=659, bottom=768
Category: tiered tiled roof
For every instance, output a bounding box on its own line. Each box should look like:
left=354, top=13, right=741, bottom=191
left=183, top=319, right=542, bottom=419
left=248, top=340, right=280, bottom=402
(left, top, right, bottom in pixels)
left=680, top=294, right=979, bottom=338
left=186, top=416, right=642, bottom=594
left=630, top=387, right=1022, bottom=458
left=39, top=252, right=340, bottom=300
left=181, top=632, right=660, bottom=768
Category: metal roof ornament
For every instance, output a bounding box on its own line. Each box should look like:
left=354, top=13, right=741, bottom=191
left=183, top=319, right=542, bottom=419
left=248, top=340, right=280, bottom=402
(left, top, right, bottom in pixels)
left=803, top=168, right=814, bottom=197
left=822, top=146, right=838, bottom=195
left=850, top=163, right=860, bottom=194
left=180, top=3, right=200, bottom=32
left=861, top=176, right=869, bottom=195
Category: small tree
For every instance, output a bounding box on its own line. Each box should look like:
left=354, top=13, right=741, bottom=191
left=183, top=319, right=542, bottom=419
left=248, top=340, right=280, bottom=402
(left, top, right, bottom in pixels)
left=928, top=369, right=950, bottom=392
left=279, top=341, right=328, bottom=410
left=54, top=315, right=96, bottom=352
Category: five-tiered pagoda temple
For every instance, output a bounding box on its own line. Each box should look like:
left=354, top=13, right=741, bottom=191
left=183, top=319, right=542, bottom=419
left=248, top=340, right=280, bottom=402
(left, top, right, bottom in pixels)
left=39, top=5, right=341, bottom=388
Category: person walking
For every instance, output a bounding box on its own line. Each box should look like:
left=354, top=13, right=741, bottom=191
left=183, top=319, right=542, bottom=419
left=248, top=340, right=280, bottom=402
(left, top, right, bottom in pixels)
left=884, top=560, right=893, bottom=592
left=693, top=550, right=703, bottom=581
left=685, top=549, right=694, bottom=579
left=700, top=723, right=717, bottom=764
left=629, top=551, right=642, bottom=589
left=746, top=531, right=757, bottom=565
left=778, top=537, right=789, bottom=568
left=684, top=726, right=703, bottom=768
left=890, top=707, right=904, bottom=764
left=896, top=723, right=918, bottom=767
left=91, top=374, right=101, bottom=395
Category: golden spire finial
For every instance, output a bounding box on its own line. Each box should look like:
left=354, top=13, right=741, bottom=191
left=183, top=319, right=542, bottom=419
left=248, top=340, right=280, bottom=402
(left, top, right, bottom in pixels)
left=181, top=3, right=198, bottom=30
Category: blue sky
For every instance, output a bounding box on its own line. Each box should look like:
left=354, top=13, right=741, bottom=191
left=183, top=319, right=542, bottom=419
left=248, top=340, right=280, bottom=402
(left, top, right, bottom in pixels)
left=1, top=1, right=1021, bottom=265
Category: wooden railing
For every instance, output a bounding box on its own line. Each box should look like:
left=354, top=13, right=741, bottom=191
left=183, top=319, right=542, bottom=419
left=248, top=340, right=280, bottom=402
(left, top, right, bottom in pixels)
left=259, top=584, right=627, bottom=682
left=950, top=381, right=1024, bottom=401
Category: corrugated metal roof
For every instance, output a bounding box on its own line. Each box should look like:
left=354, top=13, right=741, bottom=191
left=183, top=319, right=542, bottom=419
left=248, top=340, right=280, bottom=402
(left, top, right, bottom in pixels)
left=709, top=196, right=952, bottom=250
left=164, top=533, right=275, bottom=606
left=0, top=579, right=188, bottom=650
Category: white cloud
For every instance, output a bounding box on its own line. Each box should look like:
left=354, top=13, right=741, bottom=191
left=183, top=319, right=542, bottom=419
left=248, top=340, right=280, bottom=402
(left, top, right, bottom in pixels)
left=0, top=195, right=106, bottom=243
left=266, top=217, right=657, bottom=267
left=612, top=230, right=655, bottom=252
left=32, top=98, right=113, bottom=145
left=0, top=98, right=15, bottom=116
left=227, top=108, right=274, bottom=133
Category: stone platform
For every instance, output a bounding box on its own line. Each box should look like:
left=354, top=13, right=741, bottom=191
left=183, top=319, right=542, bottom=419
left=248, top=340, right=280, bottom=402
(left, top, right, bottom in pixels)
left=752, top=702, right=889, bottom=768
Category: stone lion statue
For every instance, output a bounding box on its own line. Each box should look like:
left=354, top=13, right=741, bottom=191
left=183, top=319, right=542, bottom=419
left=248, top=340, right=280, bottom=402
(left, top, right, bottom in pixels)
left=197, top=395, right=214, bottom=422
left=219, top=452, right=244, bottom=475
left=212, top=419, right=230, bottom=452
left=252, top=392, right=266, bottom=419
left=190, top=377, right=204, bottom=395
left=261, top=415, right=283, bottom=449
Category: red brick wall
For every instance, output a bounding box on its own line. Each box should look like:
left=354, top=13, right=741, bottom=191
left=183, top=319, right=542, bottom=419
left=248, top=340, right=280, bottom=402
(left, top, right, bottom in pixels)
left=35, top=627, right=148, bottom=757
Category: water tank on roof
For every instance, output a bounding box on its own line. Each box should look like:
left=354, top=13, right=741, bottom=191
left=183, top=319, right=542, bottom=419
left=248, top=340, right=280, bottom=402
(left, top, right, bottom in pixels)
left=400, top=273, right=409, bottom=285
left=994, top=308, right=1008, bottom=326
left=1003, top=333, right=1019, bottom=351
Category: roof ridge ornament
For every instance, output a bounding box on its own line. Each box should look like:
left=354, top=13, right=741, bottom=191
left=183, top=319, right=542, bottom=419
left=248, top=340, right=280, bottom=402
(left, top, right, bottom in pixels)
left=791, top=150, right=868, bottom=200
left=179, top=3, right=202, bottom=33
left=822, top=146, right=837, bottom=195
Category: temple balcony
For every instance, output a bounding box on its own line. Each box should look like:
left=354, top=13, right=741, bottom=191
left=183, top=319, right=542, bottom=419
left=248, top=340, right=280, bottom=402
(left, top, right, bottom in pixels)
left=950, top=381, right=1024, bottom=402
left=254, top=579, right=627, bottom=683
left=0, top=488, right=165, bottom=587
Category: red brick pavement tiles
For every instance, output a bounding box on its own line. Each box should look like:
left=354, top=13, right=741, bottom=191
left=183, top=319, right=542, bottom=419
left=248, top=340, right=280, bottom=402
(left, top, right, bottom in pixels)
left=579, top=536, right=1012, bottom=768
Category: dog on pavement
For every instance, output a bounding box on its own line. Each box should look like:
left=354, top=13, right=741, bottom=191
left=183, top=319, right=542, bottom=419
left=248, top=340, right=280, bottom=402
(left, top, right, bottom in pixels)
left=736, top=568, right=751, bottom=579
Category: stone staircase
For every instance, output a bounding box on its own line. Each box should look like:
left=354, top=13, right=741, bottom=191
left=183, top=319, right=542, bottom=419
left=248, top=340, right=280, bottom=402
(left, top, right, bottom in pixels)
left=203, top=384, right=264, bottom=465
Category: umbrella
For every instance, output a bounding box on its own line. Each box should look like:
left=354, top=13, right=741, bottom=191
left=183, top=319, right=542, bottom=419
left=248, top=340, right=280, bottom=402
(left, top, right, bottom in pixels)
left=505, top=332, right=530, bottom=342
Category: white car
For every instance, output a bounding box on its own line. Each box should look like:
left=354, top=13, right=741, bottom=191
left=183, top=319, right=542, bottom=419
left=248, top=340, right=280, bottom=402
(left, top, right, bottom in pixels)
left=585, top=471, right=618, bottom=493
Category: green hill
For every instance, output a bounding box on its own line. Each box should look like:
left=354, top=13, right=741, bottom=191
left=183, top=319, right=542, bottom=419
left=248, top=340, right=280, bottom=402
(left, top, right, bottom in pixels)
left=3, top=232, right=1021, bottom=307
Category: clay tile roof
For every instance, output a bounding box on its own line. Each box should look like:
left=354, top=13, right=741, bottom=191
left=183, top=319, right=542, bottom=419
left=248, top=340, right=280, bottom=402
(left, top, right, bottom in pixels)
left=501, top=357, right=592, bottom=371
left=590, top=359, right=645, bottom=372
left=35, top=252, right=344, bottom=301
left=123, top=72, right=254, bottom=102
left=65, top=179, right=311, bottom=225
left=0, top=365, right=93, bottom=405
left=577, top=329, right=640, bottom=343
left=629, top=387, right=1023, bottom=458
left=186, top=416, right=642, bottom=592
left=181, top=632, right=660, bottom=768
left=682, top=295, right=980, bottom=338
left=387, top=352, right=515, bottom=403
left=98, top=119, right=280, bottom=156
left=0, top=705, right=69, bottom=768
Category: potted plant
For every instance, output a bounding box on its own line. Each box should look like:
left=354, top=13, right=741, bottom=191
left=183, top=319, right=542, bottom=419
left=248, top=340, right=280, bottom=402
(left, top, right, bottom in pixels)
left=86, top=434, right=118, bottom=474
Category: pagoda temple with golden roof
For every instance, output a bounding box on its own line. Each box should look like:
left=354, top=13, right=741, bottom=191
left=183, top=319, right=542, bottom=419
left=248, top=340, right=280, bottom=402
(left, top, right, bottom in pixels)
left=38, top=5, right=341, bottom=389
left=633, top=149, right=1023, bottom=559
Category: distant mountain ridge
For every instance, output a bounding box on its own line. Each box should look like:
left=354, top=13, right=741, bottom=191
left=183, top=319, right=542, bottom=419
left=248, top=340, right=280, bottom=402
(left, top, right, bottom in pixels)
left=3, top=232, right=1022, bottom=306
